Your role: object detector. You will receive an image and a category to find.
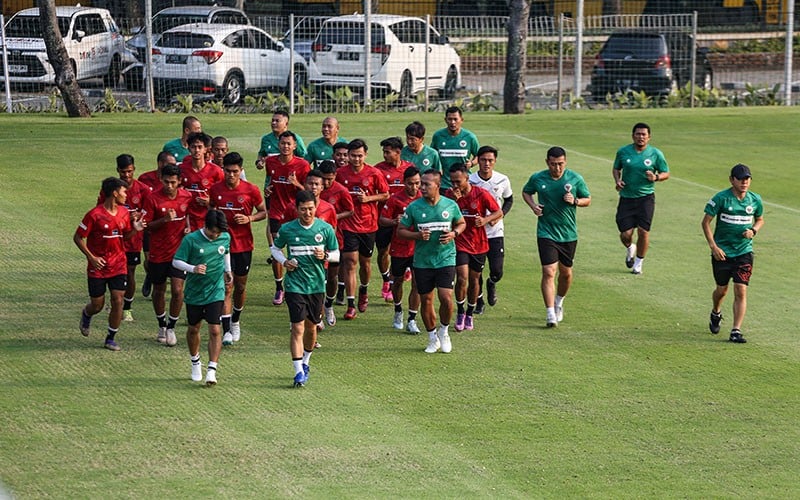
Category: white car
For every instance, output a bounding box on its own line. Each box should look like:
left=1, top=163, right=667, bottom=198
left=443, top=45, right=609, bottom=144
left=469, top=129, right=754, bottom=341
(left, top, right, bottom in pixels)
left=308, top=14, right=460, bottom=99
left=0, top=6, right=132, bottom=88
left=152, top=23, right=308, bottom=106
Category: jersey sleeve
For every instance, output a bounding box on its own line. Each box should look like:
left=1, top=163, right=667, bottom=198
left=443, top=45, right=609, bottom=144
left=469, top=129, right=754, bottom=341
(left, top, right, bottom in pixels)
left=76, top=210, right=95, bottom=238
left=522, top=173, right=538, bottom=195
left=575, top=174, right=591, bottom=198
left=173, top=234, right=193, bottom=264
left=704, top=193, right=721, bottom=217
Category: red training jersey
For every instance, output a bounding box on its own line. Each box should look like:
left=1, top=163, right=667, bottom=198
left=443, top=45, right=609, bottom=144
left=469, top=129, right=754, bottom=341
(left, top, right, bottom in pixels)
left=381, top=189, right=421, bottom=258
left=375, top=160, right=414, bottom=196
left=446, top=185, right=500, bottom=255
left=335, top=164, right=389, bottom=234
left=76, top=204, right=131, bottom=278
left=208, top=180, right=264, bottom=254
left=320, top=180, right=354, bottom=249
left=97, top=178, right=149, bottom=253
left=142, top=188, right=193, bottom=263
left=180, top=158, right=224, bottom=231
left=266, top=155, right=311, bottom=223
left=138, top=170, right=162, bottom=193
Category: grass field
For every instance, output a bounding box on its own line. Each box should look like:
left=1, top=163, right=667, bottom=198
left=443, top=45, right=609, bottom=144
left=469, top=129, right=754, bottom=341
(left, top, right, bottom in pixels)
left=0, top=108, right=798, bottom=498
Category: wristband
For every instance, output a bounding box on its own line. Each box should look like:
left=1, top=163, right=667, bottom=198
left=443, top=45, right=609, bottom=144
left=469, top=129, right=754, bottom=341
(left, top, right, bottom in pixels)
left=751, top=228, right=757, bottom=236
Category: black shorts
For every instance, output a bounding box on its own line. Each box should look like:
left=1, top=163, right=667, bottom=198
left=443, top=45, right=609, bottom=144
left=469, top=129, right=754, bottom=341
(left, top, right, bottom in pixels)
left=126, top=252, right=141, bottom=267
left=148, top=260, right=187, bottom=285
left=342, top=229, right=376, bottom=257
left=712, top=252, right=753, bottom=286
left=456, top=251, right=486, bottom=273
left=375, top=226, right=394, bottom=250
left=415, top=266, right=456, bottom=295
left=269, top=218, right=283, bottom=235
left=286, top=292, right=324, bottom=324
left=186, top=301, right=224, bottom=326
left=87, top=275, right=127, bottom=298
left=616, top=194, right=656, bottom=232
left=486, top=237, right=505, bottom=281
left=390, top=256, right=414, bottom=279
left=231, top=251, right=252, bottom=276
left=537, top=238, right=577, bottom=267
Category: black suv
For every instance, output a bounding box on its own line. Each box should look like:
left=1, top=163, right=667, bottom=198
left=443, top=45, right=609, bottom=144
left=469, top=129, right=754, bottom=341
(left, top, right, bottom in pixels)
left=590, top=31, right=712, bottom=100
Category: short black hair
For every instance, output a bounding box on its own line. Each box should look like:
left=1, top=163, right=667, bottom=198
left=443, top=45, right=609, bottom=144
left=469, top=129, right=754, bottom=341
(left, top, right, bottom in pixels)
left=161, top=163, right=181, bottom=179
left=449, top=163, right=470, bottom=175
left=405, top=121, right=426, bottom=139
left=403, top=166, right=420, bottom=179
left=445, top=106, right=463, bottom=117
left=422, top=169, right=442, bottom=185
left=223, top=152, right=243, bottom=167
left=279, top=130, right=297, bottom=141
left=295, top=189, right=317, bottom=206
left=380, top=137, right=403, bottom=150
left=318, top=160, right=337, bottom=174
left=546, top=146, right=567, bottom=159
left=205, top=209, right=228, bottom=232
left=116, top=154, right=134, bottom=170
left=348, top=138, right=368, bottom=152
left=632, top=122, right=651, bottom=135
left=477, top=145, right=498, bottom=158
left=187, top=132, right=212, bottom=147
left=157, top=151, right=176, bottom=164
left=306, top=169, right=324, bottom=182
left=273, top=109, right=290, bottom=119
left=333, top=141, right=349, bottom=151
left=101, top=176, right=127, bottom=197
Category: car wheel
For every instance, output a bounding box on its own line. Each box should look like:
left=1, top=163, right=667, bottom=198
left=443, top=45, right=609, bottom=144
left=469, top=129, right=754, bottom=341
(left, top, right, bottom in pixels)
left=124, top=67, right=144, bottom=92
left=442, top=66, right=457, bottom=99
left=223, top=72, right=243, bottom=106
left=103, top=55, right=121, bottom=88
left=288, top=66, right=307, bottom=94
left=399, top=70, right=413, bottom=100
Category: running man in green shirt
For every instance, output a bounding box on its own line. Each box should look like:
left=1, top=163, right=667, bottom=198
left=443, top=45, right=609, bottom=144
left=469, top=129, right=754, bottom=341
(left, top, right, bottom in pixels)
left=523, top=147, right=591, bottom=328
left=172, top=209, right=232, bottom=386
left=430, top=107, right=479, bottom=192
left=701, top=164, right=764, bottom=344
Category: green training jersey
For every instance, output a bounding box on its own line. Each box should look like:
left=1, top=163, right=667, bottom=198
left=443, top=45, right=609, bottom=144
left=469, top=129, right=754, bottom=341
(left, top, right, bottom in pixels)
left=704, top=188, right=763, bottom=258
left=174, top=229, right=231, bottom=306
left=430, top=127, right=479, bottom=190
left=400, top=196, right=463, bottom=269
left=522, top=169, right=590, bottom=243
left=613, top=144, right=669, bottom=199
left=401, top=145, right=442, bottom=175
left=273, top=218, right=338, bottom=294
left=305, top=137, right=346, bottom=167
left=162, top=138, right=189, bottom=163
left=258, top=132, right=307, bottom=160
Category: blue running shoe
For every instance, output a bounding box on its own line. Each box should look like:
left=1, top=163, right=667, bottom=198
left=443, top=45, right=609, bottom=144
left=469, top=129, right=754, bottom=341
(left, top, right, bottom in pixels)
left=302, top=363, right=310, bottom=380
left=293, top=371, right=307, bottom=388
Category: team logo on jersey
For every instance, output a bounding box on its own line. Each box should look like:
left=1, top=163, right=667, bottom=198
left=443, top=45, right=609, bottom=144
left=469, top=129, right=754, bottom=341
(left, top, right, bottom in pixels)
left=423, top=159, right=430, bottom=166
left=459, top=140, right=467, bottom=147
left=442, top=210, right=450, bottom=218
left=745, top=205, right=754, bottom=214
left=202, top=178, right=211, bottom=187
left=180, top=204, right=188, bottom=212
left=644, top=159, right=653, bottom=167
left=315, top=233, right=324, bottom=243
left=217, top=245, right=226, bottom=255
left=471, top=202, right=478, bottom=209
left=238, top=196, right=245, bottom=203
left=132, top=196, right=141, bottom=205
left=362, top=179, right=370, bottom=187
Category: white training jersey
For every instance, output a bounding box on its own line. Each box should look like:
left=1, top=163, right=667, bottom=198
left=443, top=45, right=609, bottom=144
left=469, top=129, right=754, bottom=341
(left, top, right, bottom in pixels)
left=469, top=170, right=512, bottom=238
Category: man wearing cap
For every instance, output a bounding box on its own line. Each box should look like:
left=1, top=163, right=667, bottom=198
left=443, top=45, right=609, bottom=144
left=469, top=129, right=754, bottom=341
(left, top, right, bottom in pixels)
left=612, top=122, right=670, bottom=275
left=701, top=164, right=764, bottom=344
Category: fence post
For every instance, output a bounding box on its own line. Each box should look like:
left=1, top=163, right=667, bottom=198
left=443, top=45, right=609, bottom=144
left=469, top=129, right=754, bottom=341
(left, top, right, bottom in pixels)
left=364, top=2, right=372, bottom=106
left=784, top=0, right=795, bottom=105
left=145, top=0, right=155, bottom=112
left=557, top=14, right=564, bottom=110
left=425, top=14, right=430, bottom=112
left=574, top=0, right=584, bottom=102
left=289, top=13, right=295, bottom=114
left=690, top=11, right=698, bottom=108
left=1, top=15, right=12, bottom=113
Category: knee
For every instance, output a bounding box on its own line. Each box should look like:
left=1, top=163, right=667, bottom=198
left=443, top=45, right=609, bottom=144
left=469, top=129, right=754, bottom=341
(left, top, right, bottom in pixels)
left=490, top=270, right=503, bottom=283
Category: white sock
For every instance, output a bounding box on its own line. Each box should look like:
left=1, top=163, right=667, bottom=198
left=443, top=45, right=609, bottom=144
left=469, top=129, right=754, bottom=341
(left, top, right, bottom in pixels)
left=428, top=329, right=437, bottom=341
left=439, top=323, right=449, bottom=335
left=627, top=244, right=636, bottom=259
left=555, top=295, right=565, bottom=308
left=302, top=349, right=312, bottom=365
left=546, top=306, right=556, bottom=317
left=293, top=359, right=303, bottom=375
left=634, top=256, right=644, bottom=268
left=190, top=354, right=201, bottom=364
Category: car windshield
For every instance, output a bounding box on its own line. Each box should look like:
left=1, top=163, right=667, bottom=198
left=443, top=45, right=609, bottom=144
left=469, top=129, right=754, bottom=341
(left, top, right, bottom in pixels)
left=602, top=35, right=665, bottom=59
left=316, top=22, right=385, bottom=46
left=158, top=32, right=215, bottom=49
left=153, top=14, right=209, bottom=34
left=6, top=15, right=71, bottom=37
left=285, top=17, right=324, bottom=39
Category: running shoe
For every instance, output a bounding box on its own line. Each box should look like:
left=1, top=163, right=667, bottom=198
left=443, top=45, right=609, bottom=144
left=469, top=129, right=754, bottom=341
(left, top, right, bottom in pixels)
left=165, top=328, right=177, bottom=347
left=122, top=310, right=134, bottom=322
left=381, top=282, right=393, bottom=302
left=324, top=306, right=336, bottom=326
left=205, top=368, right=217, bottom=386
left=406, top=319, right=421, bottom=334
left=222, top=332, right=234, bottom=346
left=729, top=329, right=747, bottom=343
left=344, top=307, right=357, bottom=320
left=273, top=290, right=285, bottom=306
left=392, top=311, right=404, bottom=330
left=104, top=339, right=121, bottom=351
left=358, top=293, right=369, bottom=313
left=230, top=322, right=241, bottom=342
left=709, top=311, right=722, bottom=334
left=455, top=313, right=466, bottom=332
left=464, top=315, right=474, bottom=331
left=487, top=279, right=498, bottom=306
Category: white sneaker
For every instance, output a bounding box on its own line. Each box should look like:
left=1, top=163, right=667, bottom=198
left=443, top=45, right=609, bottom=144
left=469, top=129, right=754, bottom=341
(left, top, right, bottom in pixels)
left=424, top=333, right=440, bottom=354
left=156, top=326, right=167, bottom=344
left=222, top=332, right=234, bottom=346
left=555, top=306, right=564, bottom=322
left=122, top=310, right=134, bottom=322
left=230, top=322, right=241, bottom=342
left=406, top=319, right=421, bottom=334
left=632, top=262, right=643, bottom=275
left=324, top=306, right=336, bottom=326
left=626, top=244, right=637, bottom=269
left=165, top=328, right=177, bottom=347
left=546, top=312, right=558, bottom=328
left=316, top=320, right=325, bottom=331
left=191, top=361, right=202, bottom=382
left=438, top=327, right=452, bottom=353
left=392, top=311, right=404, bottom=330
left=205, top=368, right=217, bottom=386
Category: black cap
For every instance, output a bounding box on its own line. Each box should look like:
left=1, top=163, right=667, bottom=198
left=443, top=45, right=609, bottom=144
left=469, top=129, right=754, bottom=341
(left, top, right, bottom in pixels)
left=730, top=163, right=751, bottom=180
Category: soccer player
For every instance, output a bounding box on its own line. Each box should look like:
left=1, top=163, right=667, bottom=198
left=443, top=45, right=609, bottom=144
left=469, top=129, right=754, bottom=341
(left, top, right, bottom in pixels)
left=163, top=115, right=201, bottom=163
left=142, top=163, right=193, bottom=346
left=374, top=136, right=415, bottom=302
left=318, top=160, right=354, bottom=322
left=172, top=209, right=232, bottom=386
left=270, top=190, right=340, bottom=387
left=138, top=151, right=177, bottom=299
left=522, top=147, right=591, bottom=328
left=397, top=170, right=465, bottom=354
left=74, top=177, right=145, bottom=351
left=306, top=116, right=346, bottom=167
left=431, top=106, right=479, bottom=192
left=180, top=132, right=224, bottom=232
left=255, top=110, right=307, bottom=175
left=335, top=139, right=389, bottom=319
left=701, top=164, right=764, bottom=344
left=265, top=131, right=311, bottom=306
left=330, top=141, right=353, bottom=304
left=447, top=163, right=502, bottom=332
left=469, top=145, right=513, bottom=311
left=209, top=153, right=267, bottom=346
left=612, top=122, right=670, bottom=275
left=379, top=166, right=423, bottom=333
left=401, top=121, right=442, bottom=175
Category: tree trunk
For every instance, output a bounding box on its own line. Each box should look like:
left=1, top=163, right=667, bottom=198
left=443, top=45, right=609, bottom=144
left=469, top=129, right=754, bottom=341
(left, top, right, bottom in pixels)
left=37, top=0, right=91, bottom=117
left=503, top=0, right=530, bottom=114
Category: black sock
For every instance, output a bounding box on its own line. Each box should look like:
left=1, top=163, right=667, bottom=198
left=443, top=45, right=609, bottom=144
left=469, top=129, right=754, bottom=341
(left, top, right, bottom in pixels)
left=325, top=296, right=334, bottom=308
left=408, top=310, right=417, bottom=321
left=276, top=280, right=284, bottom=292
left=457, top=301, right=465, bottom=314
left=394, top=303, right=403, bottom=313
left=347, top=297, right=355, bottom=308
left=157, top=313, right=167, bottom=328
left=359, top=284, right=368, bottom=295
left=106, top=326, right=118, bottom=341
left=466, top=304, right=475, bottom=316
left=123, top=297, right=133, bottom=311
left=167, top=315, right=178, bottom=329
left=232, top=307, right=242, bottom=323
left=221, top=315, right=231, bottom=334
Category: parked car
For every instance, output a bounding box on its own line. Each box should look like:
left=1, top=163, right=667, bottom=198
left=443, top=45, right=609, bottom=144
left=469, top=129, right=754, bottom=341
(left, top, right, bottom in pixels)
left=590, top=31, right=713, bottom=100
left=152, top=23, right=308, bottom=106
left=308, top=14, right=461, bottom=99
left=282, top=16, right=326, bottom=62
left=123, top=5, right=250, bottom=90
left=0, top=6, right=133, bottom=89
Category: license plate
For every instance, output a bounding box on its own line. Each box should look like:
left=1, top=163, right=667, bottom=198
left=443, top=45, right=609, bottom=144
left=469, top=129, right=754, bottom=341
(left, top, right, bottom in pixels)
left=166, top=54, right=187, bottom=64
left=9, top=64, right=28, bottom=74
left=337, top=52, right=359, bottom=61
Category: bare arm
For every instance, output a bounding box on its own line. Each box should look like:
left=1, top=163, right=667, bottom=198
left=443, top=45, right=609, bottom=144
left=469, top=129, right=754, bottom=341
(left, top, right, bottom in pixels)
left=701, top=214, right=726, bottom=261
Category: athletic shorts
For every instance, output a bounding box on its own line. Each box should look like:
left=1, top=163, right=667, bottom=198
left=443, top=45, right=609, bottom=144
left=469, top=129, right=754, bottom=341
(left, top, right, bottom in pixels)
left=486, top=237, right=505, bottom=281
left=186, top=301, right=223, bottom=326
left=126, top=251, right=142, bottom=266
left=616, top=194, right=656, bottom=232
left=286, top=292, right=324, bottom=324
left=537, top=238, right=577, bottom=267
left=87, top=274, right=127, bottom=298
left=342, top=229, right=376, bottom=257
left=148, top=260, right=187, bottom=285
left=231, top=251, right=252, bottom=276
left=712, top=252, right=753, bottom=286
left=375, top=226, right=394, bottom=250
left=269, top=218, right=283, bottom=235
left=456, top=251, right=486, bottom=273
left=390, top=256, right=414, bottom=279
left=415, top=266, right=456, bottom=295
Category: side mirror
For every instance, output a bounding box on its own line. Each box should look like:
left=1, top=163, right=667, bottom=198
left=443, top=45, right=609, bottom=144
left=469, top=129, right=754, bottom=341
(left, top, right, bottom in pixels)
left=439, top=35, right=449, bottom=45
left=276, top=41, right=284, bottom=52
left=73, top=29, right=86, bottom=41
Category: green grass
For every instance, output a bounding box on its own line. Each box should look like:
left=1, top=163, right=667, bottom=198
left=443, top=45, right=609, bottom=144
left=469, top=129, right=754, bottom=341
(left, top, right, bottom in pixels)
left=0, top=108, right=798, bottom=498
